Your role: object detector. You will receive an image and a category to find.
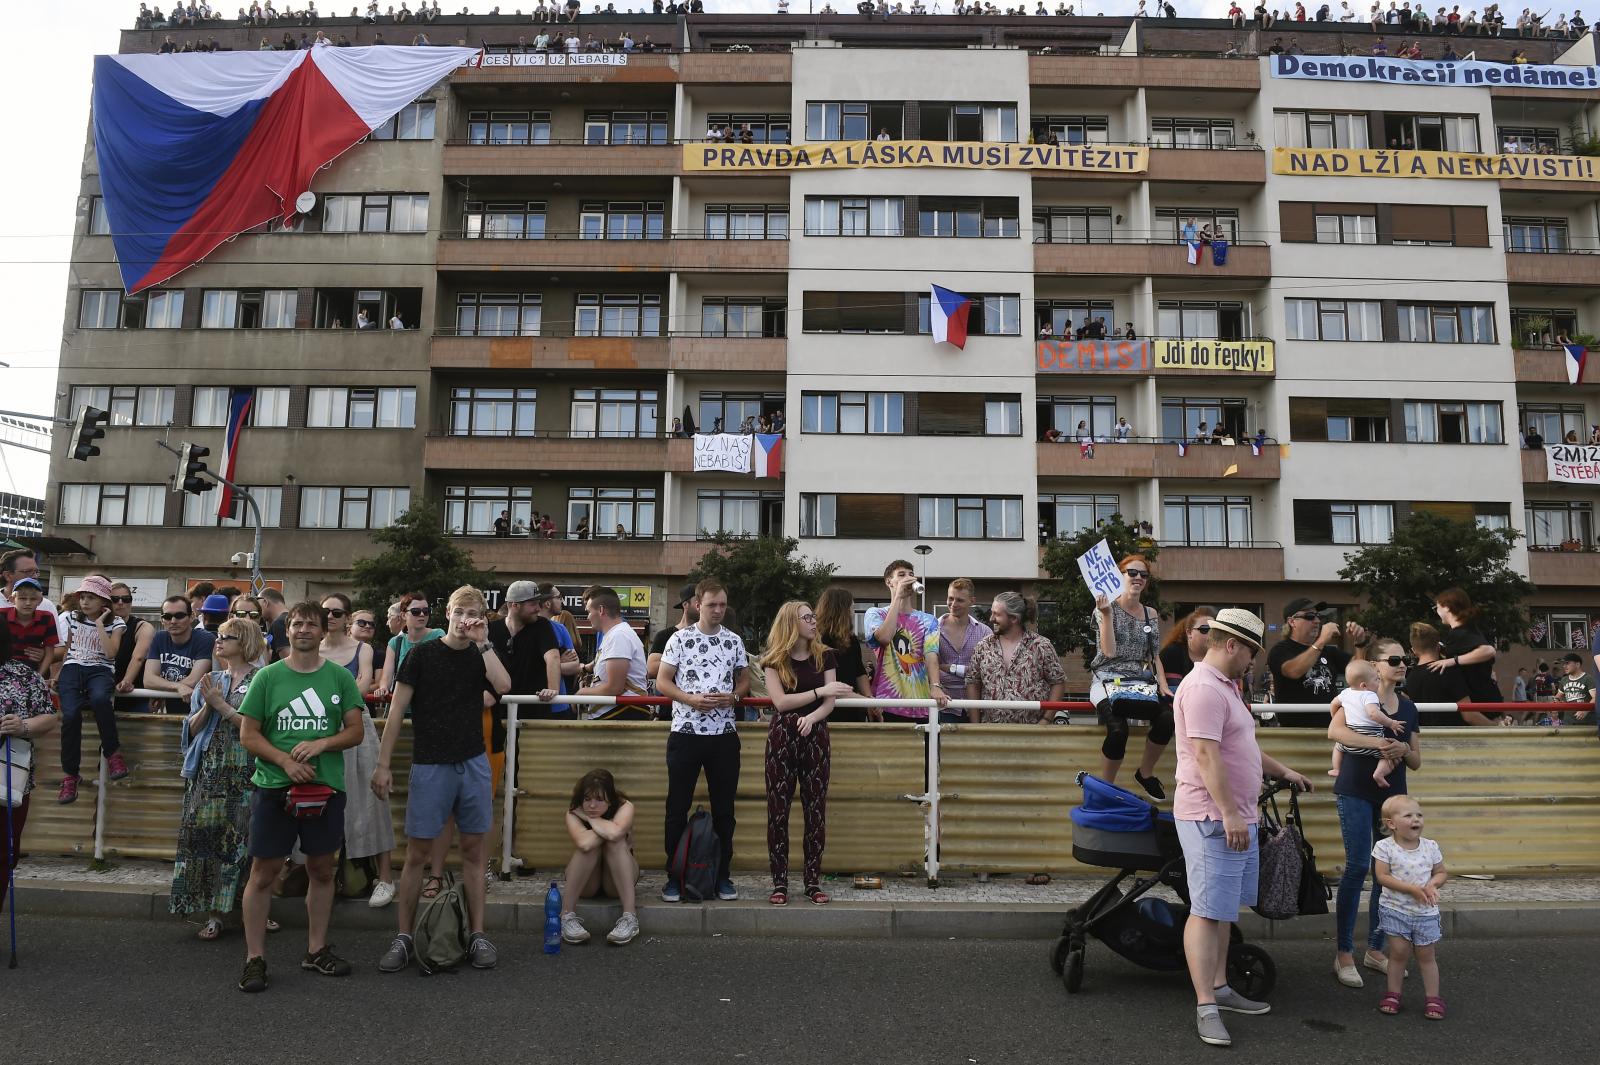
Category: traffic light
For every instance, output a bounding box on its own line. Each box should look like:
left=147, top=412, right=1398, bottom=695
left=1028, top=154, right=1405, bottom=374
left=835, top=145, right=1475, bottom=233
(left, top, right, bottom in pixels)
left=70, top=405, right=110, bottom=461
left=177, top=442, right=211, bottom=495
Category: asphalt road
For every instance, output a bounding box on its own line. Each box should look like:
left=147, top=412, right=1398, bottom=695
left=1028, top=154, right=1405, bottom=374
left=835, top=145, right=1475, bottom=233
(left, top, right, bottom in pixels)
left=1, top=915, right=1595, bottom=1064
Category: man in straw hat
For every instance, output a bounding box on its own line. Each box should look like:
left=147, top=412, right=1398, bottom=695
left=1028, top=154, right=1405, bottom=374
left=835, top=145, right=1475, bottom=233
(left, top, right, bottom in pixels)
left=1172, top=608, right=1314, bottom=1047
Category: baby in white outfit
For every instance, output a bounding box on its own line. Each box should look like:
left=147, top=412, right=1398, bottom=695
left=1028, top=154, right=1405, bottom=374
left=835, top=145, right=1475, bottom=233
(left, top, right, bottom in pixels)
left=1329, top=659, right=1406, bottom=787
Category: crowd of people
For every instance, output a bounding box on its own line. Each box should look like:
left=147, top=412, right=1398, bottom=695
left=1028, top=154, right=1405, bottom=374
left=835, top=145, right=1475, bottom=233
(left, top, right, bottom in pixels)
left=1237, top=1, right=1587, bottom=35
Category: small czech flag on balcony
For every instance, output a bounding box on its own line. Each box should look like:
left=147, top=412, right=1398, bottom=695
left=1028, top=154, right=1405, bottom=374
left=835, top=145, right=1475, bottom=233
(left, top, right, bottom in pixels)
left=753, top=433, right=783, bottom=478
left=1176, top=439, right=1189, bottom=457
left=1564, top=343, right=1588, bottom=385
left=930, top=285, right=973, bottom=349
left=1250, top=439, right=1263, bottom=457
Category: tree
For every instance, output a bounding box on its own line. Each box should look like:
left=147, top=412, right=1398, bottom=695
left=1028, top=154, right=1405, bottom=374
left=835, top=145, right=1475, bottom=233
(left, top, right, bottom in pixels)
left=1338, top=512, right=1532, bottom=646
left=1037, top=515, right=1164, bottom=669
left=686, top=533, right=836, bottom=650
left=349, top=501, right=496, bottom=622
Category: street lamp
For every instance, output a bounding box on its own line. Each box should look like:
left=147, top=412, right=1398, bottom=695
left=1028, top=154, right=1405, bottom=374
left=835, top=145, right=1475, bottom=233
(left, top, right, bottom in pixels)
left=914, top=543, right=932, bottom=613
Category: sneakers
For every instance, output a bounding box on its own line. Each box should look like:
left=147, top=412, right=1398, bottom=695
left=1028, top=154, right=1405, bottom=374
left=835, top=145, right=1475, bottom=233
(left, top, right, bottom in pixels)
left=606, top=912, right=640, bottom=946
left=57, top=776, right=80, bottom=805
left=561, top=912, right=591, bottom=944
left=467, top=932, right=498, bottom=969
left=660, top=878, right=681, bottom=903
left=238, top=955, right=268, bottom=993
left=105, top=752, right=130, bottom=780
left=1214, top=986, right=1271, bottom=1015
left=301, top=945, right=352, bottom=977
left=1133, top=770, right=1166, bottom=801
left=378, top=934, right=414, bottom=973
left=1196, top=1008, right=1232, bottom=1047
left=716, top=879, right=739, bottom=901
left=367, top=880, right=396, bottom=909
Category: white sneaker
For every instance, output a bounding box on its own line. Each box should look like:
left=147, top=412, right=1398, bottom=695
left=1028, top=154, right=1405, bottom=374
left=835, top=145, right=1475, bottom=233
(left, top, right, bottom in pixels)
left=368, top=880, right=396, bottom=909
left=560, top=911, right=590, bottom=944
left=606, top=912, right=640, bottom=945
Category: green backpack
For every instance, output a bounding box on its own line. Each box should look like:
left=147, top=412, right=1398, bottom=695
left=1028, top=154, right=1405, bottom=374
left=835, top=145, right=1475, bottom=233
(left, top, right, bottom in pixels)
left=413, top=873, right=470, bottom=975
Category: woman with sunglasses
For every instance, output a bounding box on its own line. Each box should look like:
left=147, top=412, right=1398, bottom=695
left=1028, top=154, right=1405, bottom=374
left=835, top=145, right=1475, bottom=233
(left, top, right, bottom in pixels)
left=1326, top=638, right=1422, bottom=988
left=1159, top=606, right=1215, bottom=689
left=375, top=591, right=444, bottom=699
left=110, top=582, right=155, bottom=695
left=320, top=593, right=397, bottom=907
left=228, top=598, right=270, bottom=667
left=1089, top=554, right=1174, bottom=798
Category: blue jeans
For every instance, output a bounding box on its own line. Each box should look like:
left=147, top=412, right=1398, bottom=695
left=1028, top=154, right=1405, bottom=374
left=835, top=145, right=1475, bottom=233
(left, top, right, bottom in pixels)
left=1334, top=793, right=1386, bottom=955
left=58, top=663, right=119, bottom=779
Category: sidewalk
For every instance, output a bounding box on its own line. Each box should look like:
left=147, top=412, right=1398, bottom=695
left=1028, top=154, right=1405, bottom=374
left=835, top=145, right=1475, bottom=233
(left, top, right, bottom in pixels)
left=16, top=855, right=1600, bottom=940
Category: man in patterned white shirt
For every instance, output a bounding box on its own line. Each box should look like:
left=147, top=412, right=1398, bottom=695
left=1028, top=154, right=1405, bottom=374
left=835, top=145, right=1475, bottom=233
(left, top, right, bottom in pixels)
left=656, top=579, right=749, bottom=902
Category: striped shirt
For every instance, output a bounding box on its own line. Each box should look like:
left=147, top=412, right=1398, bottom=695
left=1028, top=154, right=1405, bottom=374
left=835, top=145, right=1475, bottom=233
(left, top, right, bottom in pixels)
left=60, top=611, right=125, bottom=670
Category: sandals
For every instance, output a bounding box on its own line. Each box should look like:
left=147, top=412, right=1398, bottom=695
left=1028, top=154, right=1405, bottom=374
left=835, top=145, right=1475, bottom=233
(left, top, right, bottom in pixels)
left=1378, top=992, right=1403, bottom=1015
left=197, top=917, right=223, bottom=941
left=1026, top=873, right=1052, bottom=886
left=421, top=875, right=443, bottom=900
left=803, top=886, right=830, bottom=905
left=768, top=889, right=788, bottom=906
left=1424, top=996, right=1446, bottom=1021
left=265, top=918, right=281, bottom=934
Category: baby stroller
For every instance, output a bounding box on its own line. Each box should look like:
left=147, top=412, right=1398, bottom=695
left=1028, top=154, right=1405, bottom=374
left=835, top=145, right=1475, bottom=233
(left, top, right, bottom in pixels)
left=1048, top=772, right=1276, bottom=996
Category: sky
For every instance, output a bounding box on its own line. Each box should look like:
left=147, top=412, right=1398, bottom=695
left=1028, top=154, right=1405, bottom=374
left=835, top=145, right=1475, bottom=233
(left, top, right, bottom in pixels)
left=0, top=0, right=1220, bottom=499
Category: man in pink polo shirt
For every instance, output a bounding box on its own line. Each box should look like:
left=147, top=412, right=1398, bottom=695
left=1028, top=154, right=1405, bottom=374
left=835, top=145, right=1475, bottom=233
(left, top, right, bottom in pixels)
left=1172, top=608, right=1313, bottom=1048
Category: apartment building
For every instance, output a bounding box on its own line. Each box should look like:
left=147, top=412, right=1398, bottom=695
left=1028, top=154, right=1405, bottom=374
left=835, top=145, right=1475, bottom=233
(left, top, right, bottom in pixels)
left=46, top=13, right=1600, bottom=662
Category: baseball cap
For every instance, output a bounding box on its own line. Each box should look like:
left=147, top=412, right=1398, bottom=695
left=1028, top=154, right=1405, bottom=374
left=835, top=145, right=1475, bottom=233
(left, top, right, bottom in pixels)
left=10, top=577, right=42, bottom=593
left=1207, top=608, right=1266, bottom=651
left=201, top=593, right=232, bottom=614
left=1562, top=652, right=1585, bottom=665
left=673, top=583, right=697, bottom=608
left=505, top=580, right=541, bottom=604
left=1282, top=597, right=1330, bottom=619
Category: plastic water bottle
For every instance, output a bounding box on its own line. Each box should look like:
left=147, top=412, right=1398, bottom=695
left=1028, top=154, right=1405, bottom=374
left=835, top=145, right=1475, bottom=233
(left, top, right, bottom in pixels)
left=544, top=881, right=562, bottom=955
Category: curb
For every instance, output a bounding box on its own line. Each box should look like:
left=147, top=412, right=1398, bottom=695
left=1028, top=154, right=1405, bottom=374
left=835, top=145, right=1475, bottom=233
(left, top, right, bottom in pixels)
left=17, top=879, right=1600, bottom=940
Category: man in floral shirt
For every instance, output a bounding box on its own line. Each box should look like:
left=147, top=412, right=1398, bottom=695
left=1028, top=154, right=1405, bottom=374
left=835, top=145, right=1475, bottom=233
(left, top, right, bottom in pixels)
left=965, top=591, right=1067, bottom=724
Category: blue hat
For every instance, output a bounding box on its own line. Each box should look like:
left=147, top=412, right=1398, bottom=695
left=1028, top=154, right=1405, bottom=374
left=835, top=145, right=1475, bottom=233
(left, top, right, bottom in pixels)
left=201, top=593, right=232, bottom=613
left=10, top=577, right=42, bottom=593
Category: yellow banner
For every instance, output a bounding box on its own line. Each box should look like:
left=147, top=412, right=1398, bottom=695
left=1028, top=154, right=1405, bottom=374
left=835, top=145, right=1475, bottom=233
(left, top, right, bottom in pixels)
left=1273, top=146, right=1600, bottom=183
left=1154, top=339, right=1274, bottom=374
left=684, top=140, right=1148, bottom=175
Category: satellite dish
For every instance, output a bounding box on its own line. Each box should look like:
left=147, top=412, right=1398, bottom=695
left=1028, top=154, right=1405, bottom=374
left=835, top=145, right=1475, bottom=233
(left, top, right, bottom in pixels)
left=295, top=190, right=316, bottom=214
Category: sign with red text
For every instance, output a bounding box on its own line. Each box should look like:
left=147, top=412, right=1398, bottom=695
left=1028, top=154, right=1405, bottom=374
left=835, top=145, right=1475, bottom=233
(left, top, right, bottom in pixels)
left=1546, top=444, right=1600, bottom=484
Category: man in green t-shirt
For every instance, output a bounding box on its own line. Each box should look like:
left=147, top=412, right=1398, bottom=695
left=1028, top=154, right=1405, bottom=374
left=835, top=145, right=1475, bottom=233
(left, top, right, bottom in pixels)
left=235, top=600, right=365, bottom=994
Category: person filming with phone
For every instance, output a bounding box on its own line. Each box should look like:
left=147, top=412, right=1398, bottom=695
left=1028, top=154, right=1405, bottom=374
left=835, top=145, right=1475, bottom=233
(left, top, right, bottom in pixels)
left=1267, top=598, right=1369, bottom=718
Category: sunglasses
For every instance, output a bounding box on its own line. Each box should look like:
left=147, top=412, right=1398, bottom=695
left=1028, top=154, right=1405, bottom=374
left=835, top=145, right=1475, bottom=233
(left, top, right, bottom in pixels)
left=162, top=612, right=191, bottom=621
left=232, top=610, right=261, bottom=619
left=407, top=607, right=430, bottom=617
left=325, top=608, right=347, bottom=618
left=1381, top=655, right=1417, bottom=668
left=1291, top=612, right=1321, bottom=621
left=109, top=596, right=134, bottom=605
left=353, top=619, right=375, bottom=628
left=1123, top=569, right=1149, bottom=579
left=215, top=634, right=240, bottom=643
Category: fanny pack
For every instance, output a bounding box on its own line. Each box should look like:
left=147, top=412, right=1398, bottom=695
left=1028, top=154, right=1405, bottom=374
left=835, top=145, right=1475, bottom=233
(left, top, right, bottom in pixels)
left=284, top=782, right=337, bottom=820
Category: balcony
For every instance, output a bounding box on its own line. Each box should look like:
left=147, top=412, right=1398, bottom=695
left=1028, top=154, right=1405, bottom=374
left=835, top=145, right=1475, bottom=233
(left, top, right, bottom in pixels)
left=1520, top=443, right=1600, bottom=484
left=443, top=142, right=679, bottom=178
left=1029, top=55, right=1260, bottom=92
left=1037, top=440, right=1280, bottom=480
left=1514, top=347, right=1594, bottom=386
left=452, top=51, right=678, bottom=85
left=1034, top=240, right=1270, bottom=279
left=671, top=336, right=786, bottom=373
left=1528, top=548, right=1600, bottom=587
left=1036, top=338, right=1275, bottom=378
left=430, top=334, right=669, bottom=373
left=1505, top=250, right=1600, bottom=287
left=455, top=534, right=714, bottom=577
left=1155, top=543, right=1286, bottom=583
left=435, top=237, right=789, bottom=272
left=1148, top=147, right=1266, bottom=185
left=424, top=434, right=691, bottom=474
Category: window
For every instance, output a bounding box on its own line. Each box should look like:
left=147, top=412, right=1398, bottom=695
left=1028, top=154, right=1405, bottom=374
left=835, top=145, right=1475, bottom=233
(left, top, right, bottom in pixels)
left=191, top=386, right=290, bottom=427
left=69, top=385, right=173, bottom=427
left=698, top=392, right=782, bottom=434
left=467, top=109, right=551, bottom=145
left=1403, top=401, right=1502, bottom=444
left=1157, top=301, right=1248, bottom=340
left=1383, top=112, right=1478, bottom=152
left=802, top=291, right=906, bottom=334
left=1510, top=307, right=1577, bottom=349
left=570, top=389, right=659, bottom=439
left=575, top=294, right=662, bottom=337
left=696, top=490, right=781, bottom=538
left=323, top=193, right=429, bottom=234
left=1031, top=114, right=1110, bottom=145
left=200, top=289, right=298, bottom=329
left=583, top=110, right=668, bottom=145
left=1036, top=300, right=1116, bottom=339
left=1396, top=304, right=1495, bottom=344
left=919, top=103, right=1017, bottom=142
left=803, top=196, right=903, bottom=237
left=464, top=201, right=546, bottom=240
left=1525, top=501, right=1594, bottom=548
left=804, top=101, right=901, bottom=141
left=455, top=293, right=541, bottom=336
left=252, top=387, right=291, bottom=427
left=88, top=196, right=112, bottom=235
left=578, top=201, right=665, bottom=241
left=706, top=203, right=789, bottom=239
left=299, top=487, right=410, bottom=530
left=1504, top=217, right=1570, bottom=253
left=701, top=297, right=785, bottom=338
left=78, top=290, right=120, bottom=329
left=1497, top=126, right=1561, bottom=153
left=183, top=485, right=283, bottom=528
left=920, top=198, right=1019, bottom=238
left=450, top=387, right=537, bottom=437
left=1274, top=110, right=1369, bottom=149
left=918, top=496, right=1023, bottom=540
left=1156, top=208, right=1240, bottom=244
left=1039, top=493, right=1121, bottom=540
left=1519, top=403, right=1585, bottom=444
left=306, top=387, right=416, bottom=429
left=1033, top=206, right=1112, bottom=244
left=1040, top=395, right=1119, bottom=439
left=800, top=392, right=903, bottom=434
left=1295, top=500, right=1393, bottom=545
left=1315, top=213, right=1377, bottom=245
left=706, top=113, right=792, bottom=144
left=1527, top=610, right=1599, bottom=650
left=1164, top=495, right=1254, bottom=546
left=566, top=487, right=657, bottom=538
left=369, top=100, right=435, bottom=141
left=1150, top=118, right=1235, bottom=148
left=985, top=397, right=1022, bottom=436
left=799, top=493, right=837, bottom=537
left=1160, top=398, right=1247, bottom=441
left=1285, top=299, right=1383, bottom=342
left=445, top=486, right=533, bottom=536
left=58, top=484, right=166, bottom=526
left=142, top=290, right=184, bottom=329
left=191, top=387, right=231, bottom=427
left=1288, top=397, right=1390, bottom=442
left=917, top=293, right=1021, bottom=336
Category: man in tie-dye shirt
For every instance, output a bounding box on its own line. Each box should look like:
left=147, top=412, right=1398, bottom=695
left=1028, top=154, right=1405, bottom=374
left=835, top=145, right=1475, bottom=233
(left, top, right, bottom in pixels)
left=864, top=560, right=949, bottom=722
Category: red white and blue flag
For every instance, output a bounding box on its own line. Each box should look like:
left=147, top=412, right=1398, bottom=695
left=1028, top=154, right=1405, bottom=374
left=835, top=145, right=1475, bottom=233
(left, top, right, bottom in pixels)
left=929, top=285, right=972, bottom=349
left=1564, top=343, right=1588, bottom=385
left=1250, top=439, right=1263, bottom=456
left=1176, top=440, right=1189, bottom=457
left=92, top=46, right=477, bottom=293
left=217, top=387, right=255, bottom=520
left=753, top=433, right=783, bottom=478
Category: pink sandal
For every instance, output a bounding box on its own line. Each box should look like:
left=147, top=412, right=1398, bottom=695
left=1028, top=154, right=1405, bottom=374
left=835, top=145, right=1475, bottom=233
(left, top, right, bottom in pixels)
left=768, top=889, right=787, bottom=906
left=1424, top=996, right=1446, bottom=1020
left=1378, top=992, right=1403, bottom=1015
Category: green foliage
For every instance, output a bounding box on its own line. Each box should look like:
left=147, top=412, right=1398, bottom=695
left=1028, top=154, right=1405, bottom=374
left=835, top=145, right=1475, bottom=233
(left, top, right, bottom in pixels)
left=1037, top=515, right=1163, bottom=669
left=348, top=501, right=496, bottom=624
left=1566, top=126, right=1600, bottom=157
left=1337, top=512, right=1532, bottom=647
left=686, top=533, right=836, bottom=650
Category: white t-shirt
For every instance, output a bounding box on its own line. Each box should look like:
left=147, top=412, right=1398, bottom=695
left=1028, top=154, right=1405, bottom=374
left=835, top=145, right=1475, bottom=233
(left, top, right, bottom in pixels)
left=660, top=625, right=747, bottom=735
left=1336, top=688, right=1384, bottom=731
left=60, top=612, right=127, bottom=670
left=1372, top=836, right=1444, bottom=916
left=587, top=622, right=648, bottom=720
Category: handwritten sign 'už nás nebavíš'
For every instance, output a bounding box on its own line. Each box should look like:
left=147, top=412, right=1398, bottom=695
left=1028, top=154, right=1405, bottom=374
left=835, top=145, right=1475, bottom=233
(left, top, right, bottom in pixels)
left=693, top=433, right=753, bottom=473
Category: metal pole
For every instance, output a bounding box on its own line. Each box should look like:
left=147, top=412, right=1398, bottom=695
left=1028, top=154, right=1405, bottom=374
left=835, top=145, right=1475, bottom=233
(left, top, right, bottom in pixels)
left=92, top=749, right=109, bottom=864
left=924, top=716, right=941, bottom=888
left=500, top=703, right=521, bottom=878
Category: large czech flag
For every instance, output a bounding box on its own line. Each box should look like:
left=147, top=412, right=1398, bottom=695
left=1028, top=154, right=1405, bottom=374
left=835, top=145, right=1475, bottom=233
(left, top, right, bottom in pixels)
left=93, top=45, right=478, bottom=294
left=929, top=284, right=973, bottom=349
